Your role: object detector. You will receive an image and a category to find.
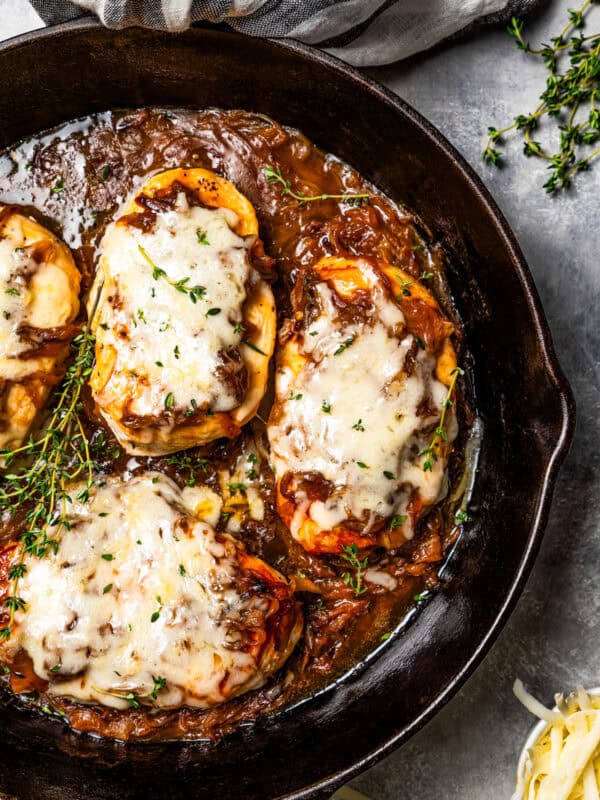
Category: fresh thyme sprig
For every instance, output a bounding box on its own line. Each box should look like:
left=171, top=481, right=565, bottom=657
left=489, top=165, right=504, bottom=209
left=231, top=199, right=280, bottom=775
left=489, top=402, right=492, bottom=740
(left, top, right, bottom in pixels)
left=0, top=324, right=98, bottom=641
left=483, top=2, right=600, bottom=192
left=419, top=367, right=463, bottom=473
left=166, top=451, right=210, bottom=487
left=264, top=166, right=370, bottom=206
left=340, top=543, right=368, bottom=596
left=93, top=675, right=167, bottom=708
left=138, top=244, right=207, bottom=304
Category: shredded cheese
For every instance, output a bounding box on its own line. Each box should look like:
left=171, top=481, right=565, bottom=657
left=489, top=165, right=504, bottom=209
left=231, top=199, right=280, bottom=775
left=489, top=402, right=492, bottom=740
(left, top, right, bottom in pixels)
left=513, top=681, right=600, bottom=800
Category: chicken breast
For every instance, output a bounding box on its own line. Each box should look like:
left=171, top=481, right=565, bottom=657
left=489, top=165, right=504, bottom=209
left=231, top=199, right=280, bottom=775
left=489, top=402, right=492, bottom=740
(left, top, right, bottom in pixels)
left=0, top=472, right=302, bottom=710
left=89, top=168, right=276, bottom=456
left=0, top=206, right=80, bottom=455
left=268, top=256, right=458, bottom=554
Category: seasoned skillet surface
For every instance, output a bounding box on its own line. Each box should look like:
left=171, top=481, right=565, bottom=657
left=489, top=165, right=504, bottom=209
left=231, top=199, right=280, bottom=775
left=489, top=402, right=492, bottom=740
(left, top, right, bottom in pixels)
left=0, top=107, right=471, bottom=742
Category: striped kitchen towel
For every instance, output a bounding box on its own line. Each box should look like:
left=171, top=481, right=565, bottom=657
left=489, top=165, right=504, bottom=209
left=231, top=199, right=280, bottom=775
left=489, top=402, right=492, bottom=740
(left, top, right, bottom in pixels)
left=30, top=0, right=540, bottom=66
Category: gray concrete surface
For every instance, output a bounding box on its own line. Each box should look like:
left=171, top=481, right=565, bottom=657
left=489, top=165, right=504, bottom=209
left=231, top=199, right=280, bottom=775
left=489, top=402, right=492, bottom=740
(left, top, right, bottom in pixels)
left=0, top=1, right=597, bottom=798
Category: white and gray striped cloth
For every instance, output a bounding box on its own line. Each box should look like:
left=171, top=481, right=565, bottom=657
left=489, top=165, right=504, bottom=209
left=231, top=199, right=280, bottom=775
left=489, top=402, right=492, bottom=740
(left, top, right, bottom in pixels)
left=29, top=0, right=540, bottom=66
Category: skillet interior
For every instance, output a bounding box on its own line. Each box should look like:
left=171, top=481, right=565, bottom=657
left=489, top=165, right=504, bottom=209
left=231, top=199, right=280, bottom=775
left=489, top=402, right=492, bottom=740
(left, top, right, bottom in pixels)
left=0, top=21, right=574, bottom=800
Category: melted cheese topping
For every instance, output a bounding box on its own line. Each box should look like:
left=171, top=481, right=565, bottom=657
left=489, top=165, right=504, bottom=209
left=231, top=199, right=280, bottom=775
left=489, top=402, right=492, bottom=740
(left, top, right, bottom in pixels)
left=269, top=268, right=454, bottom=538
left=12, top=473, right=292, bottom=710
left=0, top=221, right=78, bottom=383
left=94, top=192, right=253, bottom=417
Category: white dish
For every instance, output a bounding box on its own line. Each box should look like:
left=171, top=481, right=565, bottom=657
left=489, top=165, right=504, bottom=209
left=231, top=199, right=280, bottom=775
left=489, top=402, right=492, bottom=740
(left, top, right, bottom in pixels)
left=513, top=685, right=600, bottom=800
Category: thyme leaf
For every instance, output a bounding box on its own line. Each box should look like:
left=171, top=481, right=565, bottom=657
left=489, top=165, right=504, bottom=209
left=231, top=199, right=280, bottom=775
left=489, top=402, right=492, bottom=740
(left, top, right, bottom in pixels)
left=92, top=675, right=166, bottom=708
left=0, top=306, right=99, bottom=642
left=166, top=451, right=210, bottom=487
left=420, top=367, right=463, bottom=472
left=340, top=543, right=369, bottom=596
left=333, top=336, right=355, bottom=356
left=243, top=339, right=267, bottom=356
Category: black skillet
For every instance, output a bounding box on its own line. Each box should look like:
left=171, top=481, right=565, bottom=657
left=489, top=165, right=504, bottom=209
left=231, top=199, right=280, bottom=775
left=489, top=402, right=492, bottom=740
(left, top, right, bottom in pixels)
left=0, top=20, right=574, bottom=800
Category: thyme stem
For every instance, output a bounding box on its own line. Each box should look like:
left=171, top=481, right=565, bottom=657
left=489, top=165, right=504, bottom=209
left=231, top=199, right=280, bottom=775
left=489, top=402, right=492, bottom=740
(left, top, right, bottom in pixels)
left=419, top=367, right=463, bottom=473
left=138, top=244, right=206, bottom=304
left=0, top=287, right=102, bottom=641
left=340, top=543, right=368, bottom=596
left=264, top=166, right=370, bottom=206
left=483, top=3, right=600, bottom=192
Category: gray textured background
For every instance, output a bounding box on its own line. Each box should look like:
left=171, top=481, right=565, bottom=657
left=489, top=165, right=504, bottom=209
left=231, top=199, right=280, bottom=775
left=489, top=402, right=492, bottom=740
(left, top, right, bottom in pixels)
left=0, top=1, right=597, bottom=798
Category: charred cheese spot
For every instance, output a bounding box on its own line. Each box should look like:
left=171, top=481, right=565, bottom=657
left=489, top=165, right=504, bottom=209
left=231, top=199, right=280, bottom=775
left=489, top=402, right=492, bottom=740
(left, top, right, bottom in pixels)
left=89, top=168, right=276, bottom=456
left=268, top=256, right=458, bottom=554
left=0, top=206, right=80, bottom=454
left=0, top=472, right=302, bottom=710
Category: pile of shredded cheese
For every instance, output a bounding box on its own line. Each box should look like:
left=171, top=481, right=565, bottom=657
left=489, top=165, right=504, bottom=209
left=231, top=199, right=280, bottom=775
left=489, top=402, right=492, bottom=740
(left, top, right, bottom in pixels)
left=513, top=679, right=600, bottom=800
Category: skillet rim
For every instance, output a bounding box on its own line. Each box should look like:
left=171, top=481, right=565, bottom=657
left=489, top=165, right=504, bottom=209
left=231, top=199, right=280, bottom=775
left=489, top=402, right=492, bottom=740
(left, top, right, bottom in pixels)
left=0, top=18, right=576, bottom=800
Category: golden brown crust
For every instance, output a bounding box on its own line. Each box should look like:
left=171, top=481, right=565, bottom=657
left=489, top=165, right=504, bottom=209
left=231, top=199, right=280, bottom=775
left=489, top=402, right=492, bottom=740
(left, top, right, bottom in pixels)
left=0, top=207, right=81, bottom=455
left=270, top=255, right=457, bottom=555
left=231, top=548, right=303, bottom=694
left=89, top=169, right=276, bottom=456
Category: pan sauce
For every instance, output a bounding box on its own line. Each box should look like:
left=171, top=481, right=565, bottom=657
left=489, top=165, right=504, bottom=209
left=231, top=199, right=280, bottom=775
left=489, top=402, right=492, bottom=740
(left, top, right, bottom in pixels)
left=0, top=108, right=470, bottom=741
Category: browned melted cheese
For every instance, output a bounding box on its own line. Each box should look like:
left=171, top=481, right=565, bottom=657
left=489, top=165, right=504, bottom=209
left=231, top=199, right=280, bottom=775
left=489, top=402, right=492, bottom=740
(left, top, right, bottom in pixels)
left=90, top=169, right=276, bottom=456
left=268, top=257, right=457, bottom=553
left=0, top=207, right=80, bottom=453
left=0, top=473, right=302, bottom=710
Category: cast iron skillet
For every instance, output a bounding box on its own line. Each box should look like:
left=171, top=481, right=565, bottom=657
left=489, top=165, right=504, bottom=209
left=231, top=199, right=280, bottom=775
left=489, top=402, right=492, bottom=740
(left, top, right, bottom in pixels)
left=0, top=20, right=574, bottom=800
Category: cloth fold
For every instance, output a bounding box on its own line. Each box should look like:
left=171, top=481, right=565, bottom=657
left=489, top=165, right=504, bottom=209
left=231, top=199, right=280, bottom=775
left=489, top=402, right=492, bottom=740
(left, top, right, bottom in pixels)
left=29, top=0, right=540, bottom=66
